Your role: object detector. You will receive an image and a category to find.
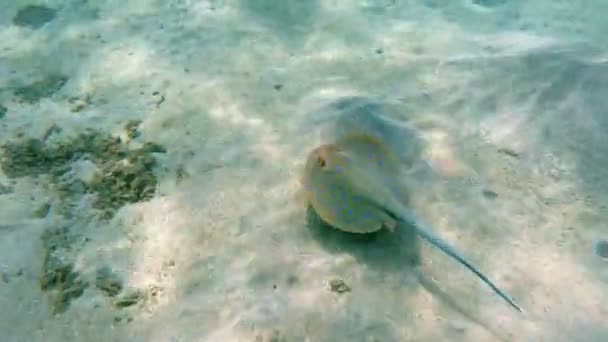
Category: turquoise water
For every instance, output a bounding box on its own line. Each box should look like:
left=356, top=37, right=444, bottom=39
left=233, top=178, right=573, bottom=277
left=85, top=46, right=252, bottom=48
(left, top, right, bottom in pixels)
left=1, top=1, right=607, bottom=341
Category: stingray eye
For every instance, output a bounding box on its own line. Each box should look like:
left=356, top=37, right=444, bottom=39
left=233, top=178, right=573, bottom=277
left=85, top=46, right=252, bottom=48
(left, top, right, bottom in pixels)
left=316, top=155, right=327, bottom=168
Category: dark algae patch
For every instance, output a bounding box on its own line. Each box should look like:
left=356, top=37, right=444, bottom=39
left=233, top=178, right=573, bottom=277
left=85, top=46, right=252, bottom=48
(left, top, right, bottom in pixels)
left=88, top=140, right=165, bottom=219
left=1, top=125, right=166, bottom=219
left=482, top=188, right=499, bottom=199
left=125, top=119, right=142, bottom=140
left=114, top=288, right=144, bottom=308
left=472, top=0, right=507, bottom=7
left=595, top=239, right=608, bottom=259
left=3, top=123, right=166, bottom=314
left=95, top=266, right=123, bottom=297
left=0, top=139, right=60, bottom=177
left=0, top=104, right=6, bottom=119
left=40, top=226, right=88, bottom=314
left=13, top=74, right=68, bottom=104
left=329, top=278, right=351, bottom=293
left=13, top=5, right=57, bottom=29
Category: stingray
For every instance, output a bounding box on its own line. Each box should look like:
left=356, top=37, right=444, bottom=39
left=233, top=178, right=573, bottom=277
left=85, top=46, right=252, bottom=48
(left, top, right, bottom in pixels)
left=300, top=98, right=522, bottom=313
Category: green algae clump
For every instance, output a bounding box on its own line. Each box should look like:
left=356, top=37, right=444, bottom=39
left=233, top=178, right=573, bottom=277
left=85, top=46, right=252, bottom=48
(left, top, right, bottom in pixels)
left=40, top=226, right=88, bottom=314
left=13, top=74, right=68, bottom=104
left=1, top=126, right=166, bottom=219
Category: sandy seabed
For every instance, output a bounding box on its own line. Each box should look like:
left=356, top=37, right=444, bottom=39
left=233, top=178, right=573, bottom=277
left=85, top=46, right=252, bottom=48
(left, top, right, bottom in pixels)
left=1, top=1, right=608, bottom=341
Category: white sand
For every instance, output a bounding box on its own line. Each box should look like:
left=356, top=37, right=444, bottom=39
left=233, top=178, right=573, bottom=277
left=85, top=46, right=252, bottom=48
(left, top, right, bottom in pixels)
left=1, top=0, right=608, bottom=341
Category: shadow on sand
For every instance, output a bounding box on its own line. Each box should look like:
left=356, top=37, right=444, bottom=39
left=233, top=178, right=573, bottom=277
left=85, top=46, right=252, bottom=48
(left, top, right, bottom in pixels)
left=305, top=204, right=510, bottom=341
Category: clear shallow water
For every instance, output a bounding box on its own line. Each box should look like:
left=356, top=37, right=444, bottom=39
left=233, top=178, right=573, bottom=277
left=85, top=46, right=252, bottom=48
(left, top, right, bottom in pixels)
left=1, top=1, right=607, bottom=341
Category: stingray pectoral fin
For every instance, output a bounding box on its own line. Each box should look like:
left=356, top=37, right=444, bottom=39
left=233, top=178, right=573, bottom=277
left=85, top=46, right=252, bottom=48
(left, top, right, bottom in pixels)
left=313, top=192, right=393, bottom=234
left=334, top=203, right=391, bottom=234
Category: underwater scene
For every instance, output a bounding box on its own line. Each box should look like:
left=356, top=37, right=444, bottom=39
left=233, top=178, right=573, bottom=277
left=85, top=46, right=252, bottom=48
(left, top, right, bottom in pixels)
left=1, top=1, right=607, bottom=341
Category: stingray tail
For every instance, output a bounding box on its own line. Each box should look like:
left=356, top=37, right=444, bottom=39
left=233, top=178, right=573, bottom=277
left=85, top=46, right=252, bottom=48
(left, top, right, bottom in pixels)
left=402, top=215, right=523, bottom=313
